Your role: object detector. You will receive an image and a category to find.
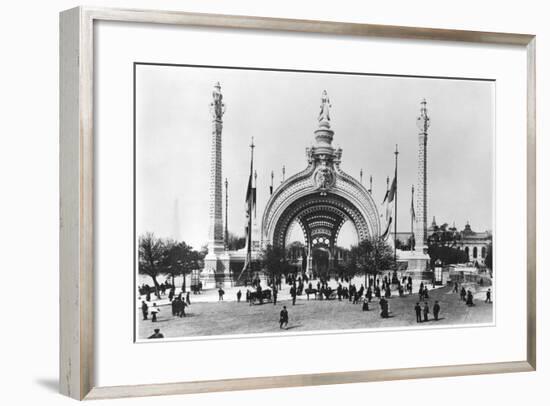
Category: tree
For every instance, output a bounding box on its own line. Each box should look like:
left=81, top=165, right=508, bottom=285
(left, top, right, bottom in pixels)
left=427, top=244, right=468, bottom=267
left=226, top=232, right=246, bottom=251
left=138, top=232, right=166, bottom=298
left=286, top=241, right=306, bottom=273
left=261, top=244, right=289, bottom=286
left=163, top=240, right=203, bottom=292
left=349, top=238, right=395, bottom=286
left=395, top=237, right=413, bottom=251
left=427, top=228, right=470, bottom=267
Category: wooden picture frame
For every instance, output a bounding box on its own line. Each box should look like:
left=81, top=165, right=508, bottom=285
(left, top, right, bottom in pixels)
left=59, top=6, right=536, bottom=400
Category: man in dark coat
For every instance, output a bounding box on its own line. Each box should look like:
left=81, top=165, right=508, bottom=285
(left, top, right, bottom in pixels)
left=279, top=306, right=289, bottom=329
left=141, top=301, right=148, bottom=320
left=178, top=298, right=187, bottom=317
left=273, top=288, right=278, bottom=305
left=148, top=328, right=164, bottom=339
left=460, top=287, right=467, bottom=302
left=414, top=302, right=422, bottom=323
left=466, top=290, right=474, bottom=306
left=423, top=302, right=430, bottom=322
left=433, top=301, right=441, bottom=321
left=366, top=286, right=372, bottom=302
left=236, top=289, right=242, bottom=302
left=218, top=288, right=225, bottom=301
left=290, top=285, right=296, bottom=305
left=171, top=297, right=178, bottom=316
left=379, top=297, right=388, bottom=318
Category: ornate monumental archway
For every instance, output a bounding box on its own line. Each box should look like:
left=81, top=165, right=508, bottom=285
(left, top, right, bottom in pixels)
left=261, top=91, right=381, bottom=273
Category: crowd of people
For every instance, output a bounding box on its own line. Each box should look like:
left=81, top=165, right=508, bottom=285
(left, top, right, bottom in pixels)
left=140, top=271, right=493, bottom=338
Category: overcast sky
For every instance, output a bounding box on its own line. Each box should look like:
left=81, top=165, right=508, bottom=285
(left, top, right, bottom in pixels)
left=135, top=64, right=493, bottom=250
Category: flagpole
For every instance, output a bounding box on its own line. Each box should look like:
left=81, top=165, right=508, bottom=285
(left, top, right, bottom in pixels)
left=248, top=137, right=255, bottom=276
left=394, top=144, right=399, bottom=265
left=411, top=185, right=414, bottom=252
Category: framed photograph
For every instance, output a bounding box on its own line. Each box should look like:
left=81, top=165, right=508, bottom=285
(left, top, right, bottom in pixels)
left=60, top=7, right=536, bottom=400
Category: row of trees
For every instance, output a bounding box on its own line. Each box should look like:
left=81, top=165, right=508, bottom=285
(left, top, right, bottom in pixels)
left=138, top=233, right=205, bottom=297
left=260, top=238, right=396, bottom=285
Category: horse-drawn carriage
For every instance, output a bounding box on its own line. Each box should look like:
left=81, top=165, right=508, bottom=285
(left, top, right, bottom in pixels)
left=304, top=287, right=336, bottom=300
left=248, top=289, right=272, bottom=305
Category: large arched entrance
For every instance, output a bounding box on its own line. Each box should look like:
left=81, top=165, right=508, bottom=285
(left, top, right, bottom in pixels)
left=261, top=90, right=380, bottom=276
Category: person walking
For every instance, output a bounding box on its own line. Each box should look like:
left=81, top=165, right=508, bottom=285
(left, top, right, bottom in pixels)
left=150, top=303, right=160, bottom=322
left=279, top=306, right=289, bottom=329
left=362, top=297, right=369, bottom=311
left=236, top=289, right=242, bottom=303
left=178, top=299, right=187, bottom=317
left=466, top=290, right=474, bottom=306
left=379, top=297, right=388, bottom=318
left=414, top=302, right=422, bottom=323
left=273, top=288, right=278, bottom=306
left=485, top=288, right=492, bottom=303
left=218, top=288, right=225, bottom=301
left=460, top=286, right=467, bottom=302
left=290, top=285, right=297, bottom=306
left=141, top=301, right=149, bottom=320
left=171, top=297, right=178, bottom=316
left=433, top=301, right=441, bottom=321
left=423, top=302, right=430, bottom=322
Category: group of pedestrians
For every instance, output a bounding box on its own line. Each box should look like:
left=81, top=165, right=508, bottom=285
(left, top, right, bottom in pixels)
left=414, top=301, right=441, bottom=322
left=141, top=290, right=192, bottom=323
left=141, top=301, right=162, bottom=322
left=171, top=293, right=190, bottom=317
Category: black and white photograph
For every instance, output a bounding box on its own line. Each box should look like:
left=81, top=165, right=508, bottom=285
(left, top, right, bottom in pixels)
left=135, top=64, right=494, bottom=340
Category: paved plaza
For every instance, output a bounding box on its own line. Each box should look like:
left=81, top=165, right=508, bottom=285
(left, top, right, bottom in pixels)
left=137, top=280, right=493, bottom=339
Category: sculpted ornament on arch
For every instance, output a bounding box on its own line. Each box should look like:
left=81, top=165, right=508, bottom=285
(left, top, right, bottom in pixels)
left=314, top=164, right=335, bottom=193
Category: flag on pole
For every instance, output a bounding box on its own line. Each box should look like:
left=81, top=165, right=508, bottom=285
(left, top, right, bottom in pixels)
left=239, top=139, right=256, bottom=280
left=383, top=176, right=397, bottom=204
left=410, top=187, right=415, bottom=222
left=381, top=175, right=396, bottom=241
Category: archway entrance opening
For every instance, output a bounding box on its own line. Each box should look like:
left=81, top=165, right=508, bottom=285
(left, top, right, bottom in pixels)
left=285, top=220, right=307, bottom=275
left=312, top=247, right=330, bottom=278
left=333, top=220, right=359, bottom=275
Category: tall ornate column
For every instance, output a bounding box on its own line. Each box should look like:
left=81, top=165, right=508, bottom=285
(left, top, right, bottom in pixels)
left=203, top=82, right=231, bottom=288
left=414, top=98, right=430, bottom=253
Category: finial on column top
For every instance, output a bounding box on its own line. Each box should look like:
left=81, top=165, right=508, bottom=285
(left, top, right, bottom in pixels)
left=210, top=82, right=225, bottom=120
left=416, top=98, right=431, bottom=133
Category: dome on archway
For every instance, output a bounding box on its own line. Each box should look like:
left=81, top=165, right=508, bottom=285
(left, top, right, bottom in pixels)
left=261, top=91, right=381, bottom=251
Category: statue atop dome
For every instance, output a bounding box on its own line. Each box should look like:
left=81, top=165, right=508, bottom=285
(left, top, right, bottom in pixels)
left=318, top=90, right=331, bottom=124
